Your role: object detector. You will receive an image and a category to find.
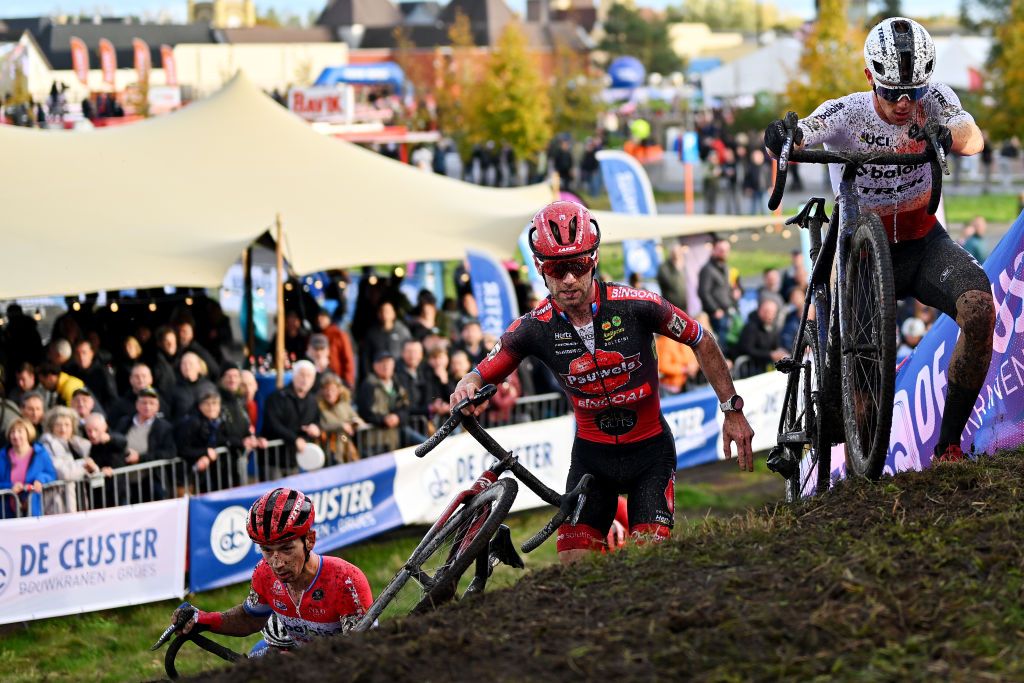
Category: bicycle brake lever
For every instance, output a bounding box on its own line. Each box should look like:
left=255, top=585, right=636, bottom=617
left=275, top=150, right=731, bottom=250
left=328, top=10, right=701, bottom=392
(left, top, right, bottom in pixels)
left=152, top=602, right=195, bottom=650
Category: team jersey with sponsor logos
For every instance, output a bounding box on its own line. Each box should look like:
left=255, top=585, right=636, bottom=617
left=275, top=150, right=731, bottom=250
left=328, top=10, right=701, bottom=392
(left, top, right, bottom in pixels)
left=475, top=281, right=704, bottom=445
left=797, top=85, right=975, bottom=242
left=243, top=555, right=372, bottom=646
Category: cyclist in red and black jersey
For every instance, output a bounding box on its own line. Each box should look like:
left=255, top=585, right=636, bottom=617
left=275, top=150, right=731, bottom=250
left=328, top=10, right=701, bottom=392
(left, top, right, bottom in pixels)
left=168, top=488, right=372, bottom=654
left=450, top=200, right=755, bottom=563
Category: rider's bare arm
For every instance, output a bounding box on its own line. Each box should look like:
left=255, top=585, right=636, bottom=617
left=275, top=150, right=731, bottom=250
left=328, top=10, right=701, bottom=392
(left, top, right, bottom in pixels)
left=950, top=120, right=983, bottom=156
left=693, top=333, right=755, bottom=472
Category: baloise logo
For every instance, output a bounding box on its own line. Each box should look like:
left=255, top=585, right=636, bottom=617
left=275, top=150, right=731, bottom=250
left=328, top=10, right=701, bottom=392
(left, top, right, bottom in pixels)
left=561, top=349, right=641, bottom=394
left=211, top=506, right=253, bottom=565
left=0, top=545, right=12, bottom=597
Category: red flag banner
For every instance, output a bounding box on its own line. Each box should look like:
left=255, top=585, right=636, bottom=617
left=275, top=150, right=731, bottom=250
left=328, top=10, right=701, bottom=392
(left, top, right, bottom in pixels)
left=70, top=36, right=89, bottom=85
left=967, top=67, right=984, bottom=93
left=160, top=44, right=177, bottom=86
left=98, top=38, right=116, bottom=86
left=133, top=38, right=150, bottom=82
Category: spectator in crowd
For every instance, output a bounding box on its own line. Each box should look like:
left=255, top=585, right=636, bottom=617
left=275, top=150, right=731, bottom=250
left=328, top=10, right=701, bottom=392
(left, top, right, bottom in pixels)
left=980, top=131, right=993, bottom=194
left=357, top=351, right=421, bottom=452
left=282, top=310, right=311, bottom=363
left=170, top=352, right=216, bottom=421
left=698, top=238, right=737, bottom=343
left=720, top=148, right=741, bottom=214
left=107, top=363, right=158, bottom=427
left=454, top=319, right=487, bottom=366
left=780, top=250, right=808, bottom=303
left=46, top=337, right=74, bottom=369
left=35, top=360, right=83, bottom=409
left=306, top=334, right=332, bottom=385
left=758, top=268, right=785, bottom=311
left=425, top=346, right=451, bottom=418
left=20, top=392, right=46, bottom=436
left=240, top=369, right=261, bottom=429
left=407, top=296, right=441, bottom=343
left=736, top=298, right=787, bottom=375
left=150, top=325, right=179, bottom=399
left=743, top=148, right=768, bottom=214
left=218, top=363, right=259, bottom=444
left=315, top=308, right=356, bottom=388
left=656, top=334, right=700, bottom=396
left=580, top=137, right=602, bottom=196
left=999, top=136, right=1020, bottom=190
left=779, top=289, right=811, bottom=352
left=9, top=362, right=38, bottom=406
left=447, top=350, right=473, bottom=395
left=83, top=413, right=129, bottom=508
left=656, top=238, right=689, bottom=311
left=898, top=317, right=927, bottom=364
left=71, top=387, right=103, bottom=431
left=114, top=336, right=145, bottom=396
left=39, top=406, right=95, bottom=513
left=174, top=319, right=220, bottom=382
left=4, top=304, right=44, bottom=377
left=63, top=339, right=117, bottom=409
left=702, top=148, right=721, bottom=214
left=177, top=385, right=260, bottom=491
left=114, top=387, right=176, bottom=502
left=962, top=215, right=988, bottom=264
left=0, top=418, right=56, bottom=518
left=484, top=372, right=521, bottom=426
left=395, top=339, right=431, bottom=424
left=361, top=301, right=412, bottom=378
left=318, top=372, right=364, bottom=463
left=261, top=360, right=321, bottom=467
left=552, top=137, right=575, bottom=191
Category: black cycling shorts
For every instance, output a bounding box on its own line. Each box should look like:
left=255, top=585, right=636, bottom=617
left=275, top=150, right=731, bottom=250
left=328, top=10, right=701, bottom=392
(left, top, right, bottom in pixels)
left=890, top=223, right=991, bottom=318
left=564, top=418, right=676, bottom=534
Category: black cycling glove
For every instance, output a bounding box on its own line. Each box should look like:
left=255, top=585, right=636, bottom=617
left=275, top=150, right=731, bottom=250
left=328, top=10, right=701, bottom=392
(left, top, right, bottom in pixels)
left=911, top=122, right=953, bottom=155
left=764, top=119, right=803, bottom=157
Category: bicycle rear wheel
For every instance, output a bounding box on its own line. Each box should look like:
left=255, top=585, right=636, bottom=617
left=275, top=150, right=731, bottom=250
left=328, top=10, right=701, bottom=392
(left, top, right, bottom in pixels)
left=840, top=213, right=896, bottom=480
left=781, top=321, right=832, bottom=501
left=409, top=477, right=518, bottom=613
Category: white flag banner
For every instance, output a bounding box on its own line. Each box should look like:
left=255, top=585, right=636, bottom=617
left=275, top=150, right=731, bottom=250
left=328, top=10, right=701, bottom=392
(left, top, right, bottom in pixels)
left=0, top=498, right=188, bottom=624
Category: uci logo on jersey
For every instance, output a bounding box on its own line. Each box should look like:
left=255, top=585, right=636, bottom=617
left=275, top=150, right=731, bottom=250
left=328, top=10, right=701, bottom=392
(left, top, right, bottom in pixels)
left=859, top=132, right=893, bottom=147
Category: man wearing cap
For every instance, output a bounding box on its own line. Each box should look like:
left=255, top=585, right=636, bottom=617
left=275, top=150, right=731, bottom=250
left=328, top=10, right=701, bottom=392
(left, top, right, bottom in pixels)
left=107, top=363, right=162, bottom=427
left=356, top=350, right=420, bottom=453
left=306, top=334, right=332, bottom=390
left=114, top=386, right=176, bottom=502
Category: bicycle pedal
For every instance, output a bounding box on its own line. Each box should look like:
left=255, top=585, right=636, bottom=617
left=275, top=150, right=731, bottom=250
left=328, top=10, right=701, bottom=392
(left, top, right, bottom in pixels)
left=766, top=445, right=799, bottom=479
left=774, top=357, right=799, bottom=374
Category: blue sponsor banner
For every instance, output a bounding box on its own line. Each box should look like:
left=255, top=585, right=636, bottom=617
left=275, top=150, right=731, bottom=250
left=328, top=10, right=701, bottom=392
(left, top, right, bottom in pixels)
left=882, top=210, right=1024, bottom=475
left=188, top=454, right=401, bottom=593
left=661, top=385, right=721, bottom=469
left=467, top=249, right=519, bottom=338
left=596, top=149, right=661, bottom=281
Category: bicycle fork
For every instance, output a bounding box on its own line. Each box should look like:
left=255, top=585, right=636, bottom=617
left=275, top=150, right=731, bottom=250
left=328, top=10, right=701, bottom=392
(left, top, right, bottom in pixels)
left=464, top=525, right=524, bottom=596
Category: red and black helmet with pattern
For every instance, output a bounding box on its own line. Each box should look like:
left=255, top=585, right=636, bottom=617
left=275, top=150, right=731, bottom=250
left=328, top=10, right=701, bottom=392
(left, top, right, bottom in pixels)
left=247, top=487, right=315, bottom=545
left=528, top=200, right=601, bottom=261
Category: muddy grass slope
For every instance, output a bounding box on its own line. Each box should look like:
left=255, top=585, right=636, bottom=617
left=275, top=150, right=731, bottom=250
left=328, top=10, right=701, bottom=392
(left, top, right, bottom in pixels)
left=206, top=451, right=1024, bottom=682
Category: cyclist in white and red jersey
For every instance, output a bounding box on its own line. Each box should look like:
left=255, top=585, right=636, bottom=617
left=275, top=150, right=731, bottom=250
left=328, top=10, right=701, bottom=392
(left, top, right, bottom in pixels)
left=763, top=17, right=995, bottom=464
left=169, top=487, right=372, bottom=655
left=450, top=200, right=754, bottom=563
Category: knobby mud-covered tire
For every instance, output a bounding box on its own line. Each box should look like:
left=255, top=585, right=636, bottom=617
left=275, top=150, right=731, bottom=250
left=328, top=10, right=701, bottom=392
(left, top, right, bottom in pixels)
left=411, top=478, right=518, bottom=613
left=840, top=213, right=896, bottom=480
left=782, top=321, right=832, bottom=500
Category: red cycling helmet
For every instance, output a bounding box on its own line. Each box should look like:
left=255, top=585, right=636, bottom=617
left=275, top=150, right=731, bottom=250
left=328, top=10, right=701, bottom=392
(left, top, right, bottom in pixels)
left=247, top=487, right=315, bottom=545
left=528, top=201, right=601, bottom=260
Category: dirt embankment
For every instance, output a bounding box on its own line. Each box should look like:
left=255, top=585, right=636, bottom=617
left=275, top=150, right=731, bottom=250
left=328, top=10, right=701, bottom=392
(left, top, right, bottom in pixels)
left=201, top=451, right=1024, bottom=683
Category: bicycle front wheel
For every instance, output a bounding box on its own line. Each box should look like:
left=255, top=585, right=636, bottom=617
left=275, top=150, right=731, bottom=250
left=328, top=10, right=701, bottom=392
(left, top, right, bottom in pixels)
left=781, top=321, right=833, bottom=500
left=840, top=213, right=896, bottom=480
left=410, top=477, right=518, bottom=613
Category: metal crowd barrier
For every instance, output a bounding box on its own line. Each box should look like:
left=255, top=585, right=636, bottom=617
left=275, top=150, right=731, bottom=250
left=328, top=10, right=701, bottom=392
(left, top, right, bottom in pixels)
left=187, top=440, right=291, bottom=494
left=0, top=481, right=70, bottom=518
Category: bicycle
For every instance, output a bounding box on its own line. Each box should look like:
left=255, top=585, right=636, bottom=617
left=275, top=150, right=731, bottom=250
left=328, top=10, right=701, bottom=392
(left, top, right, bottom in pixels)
left=350, top=383, right=592, bottom=630
left=764, top=112, right=949, bottom=500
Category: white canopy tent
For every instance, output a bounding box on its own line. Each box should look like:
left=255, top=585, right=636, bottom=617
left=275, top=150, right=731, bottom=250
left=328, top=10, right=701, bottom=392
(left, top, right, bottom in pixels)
left=701, top=38, right=801, bottom=100
left=0, top=73, right=773, bottom=300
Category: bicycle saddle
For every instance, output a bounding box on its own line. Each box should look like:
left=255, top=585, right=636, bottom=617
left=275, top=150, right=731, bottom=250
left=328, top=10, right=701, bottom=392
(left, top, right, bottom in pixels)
left=785, top=197, right=829, bottom=227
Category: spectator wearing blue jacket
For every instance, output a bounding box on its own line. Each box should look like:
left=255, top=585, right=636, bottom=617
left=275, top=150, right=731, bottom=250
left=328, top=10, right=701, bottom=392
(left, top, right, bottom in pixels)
left=0, top=417, right=57, bottom=517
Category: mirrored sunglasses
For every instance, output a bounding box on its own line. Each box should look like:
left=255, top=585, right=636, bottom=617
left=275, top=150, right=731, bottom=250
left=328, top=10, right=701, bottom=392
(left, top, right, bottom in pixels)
left=539, top=256, right=595, bottom=279
left=874, top=84, right=929, bottom=103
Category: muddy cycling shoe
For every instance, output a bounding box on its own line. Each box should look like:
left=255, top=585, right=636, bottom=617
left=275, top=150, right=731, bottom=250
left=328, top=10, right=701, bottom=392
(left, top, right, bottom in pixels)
left=933, top=443, right=966, bottom=463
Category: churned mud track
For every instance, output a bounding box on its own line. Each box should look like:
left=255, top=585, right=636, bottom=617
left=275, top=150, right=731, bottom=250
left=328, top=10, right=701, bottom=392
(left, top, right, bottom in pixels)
left=202, top=451, right=1024, bottom=682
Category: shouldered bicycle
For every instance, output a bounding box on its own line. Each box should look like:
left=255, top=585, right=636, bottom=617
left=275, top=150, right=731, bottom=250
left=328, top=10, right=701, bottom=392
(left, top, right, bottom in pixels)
left=764, top=112, right=949, bottom=500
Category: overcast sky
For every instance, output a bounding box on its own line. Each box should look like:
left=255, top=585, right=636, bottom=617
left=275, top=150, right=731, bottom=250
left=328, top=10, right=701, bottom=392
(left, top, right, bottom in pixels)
left=2, top=0, right=966, bottom=23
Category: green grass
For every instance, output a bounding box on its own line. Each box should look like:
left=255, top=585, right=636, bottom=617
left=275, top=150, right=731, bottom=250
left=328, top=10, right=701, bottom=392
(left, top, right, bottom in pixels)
left=0, top=458, right=779, bottom=682
left=943, top=192, right=1021, bottom=224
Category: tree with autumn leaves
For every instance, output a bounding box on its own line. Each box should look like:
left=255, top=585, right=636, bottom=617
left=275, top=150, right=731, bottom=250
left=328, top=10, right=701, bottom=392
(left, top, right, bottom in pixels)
left=784, top=0, right=866, bottom=116
left=983, top=0, right=1024, bottom=140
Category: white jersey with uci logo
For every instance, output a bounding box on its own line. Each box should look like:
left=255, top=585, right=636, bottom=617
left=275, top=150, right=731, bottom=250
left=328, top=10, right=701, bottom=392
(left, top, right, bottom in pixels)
left=796, top=84, right=975, bottom=243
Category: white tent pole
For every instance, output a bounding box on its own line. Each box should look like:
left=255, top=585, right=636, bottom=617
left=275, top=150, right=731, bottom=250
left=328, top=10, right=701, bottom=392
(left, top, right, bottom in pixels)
left=275, top=213, right=286, bottom=389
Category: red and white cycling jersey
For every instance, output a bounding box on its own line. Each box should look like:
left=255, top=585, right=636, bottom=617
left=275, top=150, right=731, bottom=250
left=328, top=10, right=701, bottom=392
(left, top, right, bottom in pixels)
left=243, top=555, right=372, bottom=646
left=797, top=84, right=975, bottom=243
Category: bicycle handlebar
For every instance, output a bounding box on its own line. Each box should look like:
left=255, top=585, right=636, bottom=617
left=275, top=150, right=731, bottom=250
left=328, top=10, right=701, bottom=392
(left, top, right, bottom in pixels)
left=767, top=111, right=948, bottom=216
left=152, top=602, right=245, bottom=680
left=414, top=384, right=498, bottom=458
left=520, top=473, right=592, bottom=553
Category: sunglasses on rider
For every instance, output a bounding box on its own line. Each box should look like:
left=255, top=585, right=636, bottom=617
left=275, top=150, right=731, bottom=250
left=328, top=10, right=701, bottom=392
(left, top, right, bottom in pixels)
left=538, top=256, right=595, bottom=279
left=873, top=83, right=929, bottom=103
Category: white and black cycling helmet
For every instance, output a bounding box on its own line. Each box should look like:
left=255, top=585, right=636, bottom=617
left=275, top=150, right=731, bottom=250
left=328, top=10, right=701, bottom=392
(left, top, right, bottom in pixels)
left=261, top=612, right=295, bottom=649
left=864, top=17, right=935, bottom=90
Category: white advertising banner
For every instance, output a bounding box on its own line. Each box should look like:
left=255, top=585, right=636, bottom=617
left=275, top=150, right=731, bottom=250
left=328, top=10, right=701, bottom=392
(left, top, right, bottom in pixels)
left=393, top=417, right=576, bottom=525
left=0, top=499, right=188, bottom=624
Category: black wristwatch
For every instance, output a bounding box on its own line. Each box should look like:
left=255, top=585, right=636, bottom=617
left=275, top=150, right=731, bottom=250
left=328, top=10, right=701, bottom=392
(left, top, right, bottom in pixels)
left=720, top=394, right=744, bottom=413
